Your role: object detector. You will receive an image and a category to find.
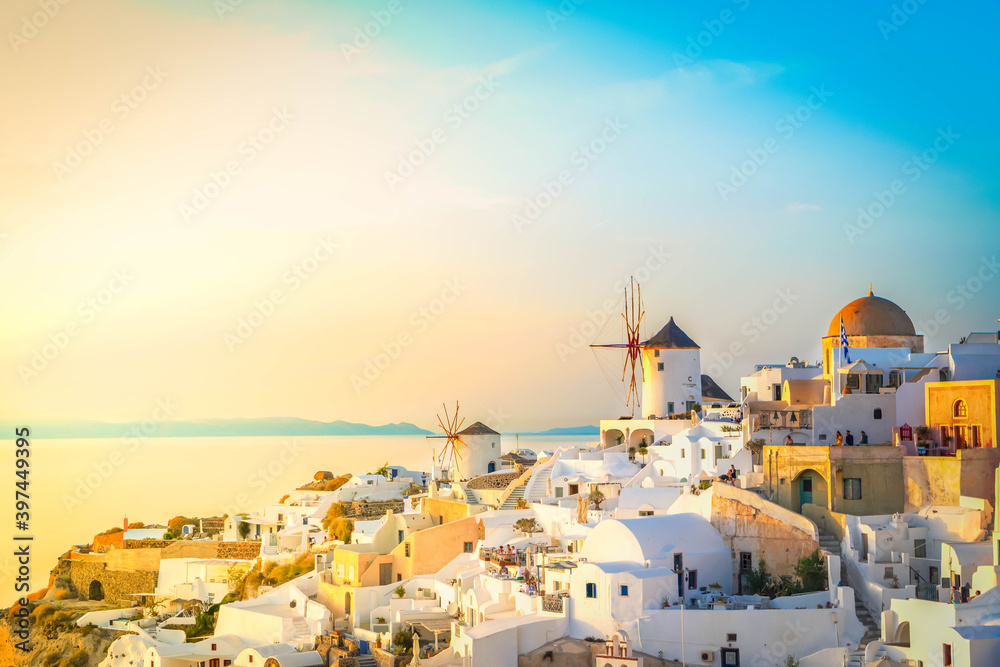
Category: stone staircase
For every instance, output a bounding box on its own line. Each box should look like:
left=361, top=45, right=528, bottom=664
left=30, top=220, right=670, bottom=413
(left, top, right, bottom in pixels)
left=289, top=617, right=310, bottom=642
left=499, top=482, right=527, bottom=510
left=358, top=653, right=376, bottom=667
left=818, top=530, right=880, bottom=667
left=523, top=459, right=555, bottom=503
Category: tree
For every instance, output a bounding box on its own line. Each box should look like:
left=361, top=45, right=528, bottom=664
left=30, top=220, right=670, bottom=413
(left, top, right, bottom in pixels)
left=747, top=438, right=766, bottom=465
left=794, top=550, right=827, bottom=593
left=589, top=488, right=606, bottom=510
left=370, top=462, right=390, bottom=479
left=238, top=520, right=251, bottom=540
left=637, top=443, right=649, bottom=465
left=228, top=564, right=249, bottom=592
left=392, top=627, right=414, bottom=656
left=628, top=446, right=637, bottom=462
left=515, top=517, right=539, bottom=535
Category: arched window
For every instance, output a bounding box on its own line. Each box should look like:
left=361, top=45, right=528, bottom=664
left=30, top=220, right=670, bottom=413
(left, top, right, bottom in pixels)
left=954, top=400, right=968, bottom=418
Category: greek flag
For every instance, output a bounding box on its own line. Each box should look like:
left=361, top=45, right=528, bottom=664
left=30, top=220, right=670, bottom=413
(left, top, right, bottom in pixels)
left=840, top=315, right=851, bottom=364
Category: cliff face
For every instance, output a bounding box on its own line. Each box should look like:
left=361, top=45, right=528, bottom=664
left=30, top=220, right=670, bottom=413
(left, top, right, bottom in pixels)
left=0, top=612, right=115, bottom=666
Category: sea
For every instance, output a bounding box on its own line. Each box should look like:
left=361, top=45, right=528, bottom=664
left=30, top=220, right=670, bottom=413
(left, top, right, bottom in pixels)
left=0, top=434, right=593, bottom=608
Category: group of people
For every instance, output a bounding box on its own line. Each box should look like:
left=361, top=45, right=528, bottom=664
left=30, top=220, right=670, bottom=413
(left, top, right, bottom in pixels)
left=950, top=581, right=981, bottom=604
left=717, top=465, right=739, bottom=485
left=833, top=429, right=868, bottom=446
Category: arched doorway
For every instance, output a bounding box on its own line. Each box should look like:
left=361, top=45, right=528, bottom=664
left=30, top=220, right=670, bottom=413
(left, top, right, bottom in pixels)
left=894, top=621, right=910, bottom=647
left=487, top=461, right=496, bottom=473
left=345, top=591, right=352, bottom=616
left=89, top=580, right=104, bottom=601
left=792, top=469, right=828, bottom=513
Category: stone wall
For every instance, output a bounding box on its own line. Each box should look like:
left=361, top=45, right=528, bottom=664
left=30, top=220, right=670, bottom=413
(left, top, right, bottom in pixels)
left=119, top=539, right=259, bottom=560
left=92, top=531, right=124, bottom=552
left=67, top=561, right=158, bottom=605
left=217, top=541, right=262, bottom=560
left=342, top=500, right=404, bottom=521
left=373, top=647, right=412, bottom=667
left=466, top=472, right=519, bottom=490
left=711, top=483, right=820, bottom=588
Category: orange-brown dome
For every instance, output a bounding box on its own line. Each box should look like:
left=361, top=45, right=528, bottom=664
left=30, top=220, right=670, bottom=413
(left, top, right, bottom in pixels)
left=827, top=291, right=915, bottom=337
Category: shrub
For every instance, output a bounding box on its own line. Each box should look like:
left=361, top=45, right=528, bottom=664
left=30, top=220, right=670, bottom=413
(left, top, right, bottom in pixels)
left=395, top=585, right=406, bottom=599
left=54, top=588, right=74, bottom=601
left=392, top=627, right=414, bottom=656
left=56, top=648, right=89, bottom=667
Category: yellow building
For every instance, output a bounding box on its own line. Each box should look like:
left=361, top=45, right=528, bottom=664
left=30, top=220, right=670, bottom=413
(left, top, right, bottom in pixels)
left=925, top=379, right=999, bottom=450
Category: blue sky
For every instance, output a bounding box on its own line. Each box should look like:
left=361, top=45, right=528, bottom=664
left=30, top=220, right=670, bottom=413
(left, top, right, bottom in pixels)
left=2, top=0, right=998, bottom=429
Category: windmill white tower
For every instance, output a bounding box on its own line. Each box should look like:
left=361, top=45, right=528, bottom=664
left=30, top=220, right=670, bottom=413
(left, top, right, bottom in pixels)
left=640, top=317, right=702, bottom=418
left=427, top=402, right=503, bottom=483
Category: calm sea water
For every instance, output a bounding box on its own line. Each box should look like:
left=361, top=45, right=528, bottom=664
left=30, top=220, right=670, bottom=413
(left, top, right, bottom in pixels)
left=0, top=434, right=592, bottom=607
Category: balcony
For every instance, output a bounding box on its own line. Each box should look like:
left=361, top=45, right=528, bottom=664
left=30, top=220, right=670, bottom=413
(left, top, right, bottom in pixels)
left=757, top=410, right=812, bottom=430
left=541, top=595, right=564, bottom=613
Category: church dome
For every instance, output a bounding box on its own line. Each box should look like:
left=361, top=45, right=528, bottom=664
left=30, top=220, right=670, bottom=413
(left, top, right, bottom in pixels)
left=827, top=290, right=915, bottom=337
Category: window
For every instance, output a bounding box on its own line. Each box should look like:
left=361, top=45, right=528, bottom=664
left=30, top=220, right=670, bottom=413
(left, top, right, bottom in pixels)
left=888, top=370, right=900, bottom=387
left=727, top=633, right=738, bottom=643
left=847, top=374, right=860, bottom=390
left=638, top=510, right=653, bottom=517
left=722, top=648, right=740, bottom=666
left=739, top=552, right=752, bottom=572
left=398, top=530, right=404, bottom=542
left=211, top=644, right=217, bottom=651
left=349, top=566, right=355, bottom=580
left=700, top=450, right=706, bottom=460
left=654, top=349, right=660, bottom=357
left=586, top=583, right=597, bottom=598
left=681, top=449, right=686, bottom=458
left=844, top=478, right=862, bottom=500
left=404, top=543, right=411, bottom=557
left=464, top=542, right=474, bottom=553
left=914, top=539, right=927, bottom=558
left=773, top=384, right=782, bottom=401
left=657, top=362, right=664, bottom=371
left=884, top=567, right=893, bottom=579
left=874, top=408, right=883, bottom=420
left=954, top=400, right=968, bottom=418
left=620, top=585, right=629, bottom=596
left=674, top=554, right=683, bottom=573
left=971, top=425, right=982, bottom=447
left=555, top=487, right=563, bottom=498
left=668, top=402, right=675, bottom=414
left=688, top=570, right=698, bottom=590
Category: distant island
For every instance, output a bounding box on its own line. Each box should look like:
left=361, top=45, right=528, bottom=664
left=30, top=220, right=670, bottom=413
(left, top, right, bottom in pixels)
left=0, top=417, right=434, bottom=439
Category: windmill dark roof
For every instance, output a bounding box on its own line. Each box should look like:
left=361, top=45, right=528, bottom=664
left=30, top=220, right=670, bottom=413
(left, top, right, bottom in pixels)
left=701, top=374, right=735, bottom=403
left=458, top=421, right=500, bottom=436
left=643, top=317, right=700, bottom=349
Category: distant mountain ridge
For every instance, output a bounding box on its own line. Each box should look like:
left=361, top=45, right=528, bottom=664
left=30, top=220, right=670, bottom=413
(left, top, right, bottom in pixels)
left=0, top=417, right=433, bottom=439
left=516, top=425, right=599, bottom=436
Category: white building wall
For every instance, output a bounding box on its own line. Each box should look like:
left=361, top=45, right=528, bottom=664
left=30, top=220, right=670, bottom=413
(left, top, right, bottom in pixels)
left=641, top=348, right=701, bottom=418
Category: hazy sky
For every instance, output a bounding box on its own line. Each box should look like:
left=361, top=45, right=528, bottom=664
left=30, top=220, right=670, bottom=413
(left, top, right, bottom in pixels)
left=1, top=0, right=998, bottom=431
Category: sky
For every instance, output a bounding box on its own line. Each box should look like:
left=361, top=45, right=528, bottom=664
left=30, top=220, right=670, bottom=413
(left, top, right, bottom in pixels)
left=1, top=0, right=998, bottom=432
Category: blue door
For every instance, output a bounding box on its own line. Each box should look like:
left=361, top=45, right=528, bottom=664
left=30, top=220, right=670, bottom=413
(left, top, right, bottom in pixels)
left=360, top=640, right=369, bottom=655
left=488, top=461, right=496, bottom=473
left=800, top=476, right=813, bottom=506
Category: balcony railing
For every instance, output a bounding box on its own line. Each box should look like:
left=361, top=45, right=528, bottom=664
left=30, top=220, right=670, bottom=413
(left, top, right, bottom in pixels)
left=541, top=595, right=564, bottom=613
left=757, top=410, right=812, bottom=430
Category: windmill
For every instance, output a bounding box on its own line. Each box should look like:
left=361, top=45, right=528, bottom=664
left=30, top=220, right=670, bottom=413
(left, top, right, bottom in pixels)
left=427, top=401, right=465, bottom=481
left=590, top=277, right=645, bottom=416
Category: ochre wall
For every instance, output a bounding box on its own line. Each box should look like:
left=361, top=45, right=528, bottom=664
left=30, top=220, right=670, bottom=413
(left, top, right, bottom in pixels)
left=926, top=380, right=998, bottom=448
